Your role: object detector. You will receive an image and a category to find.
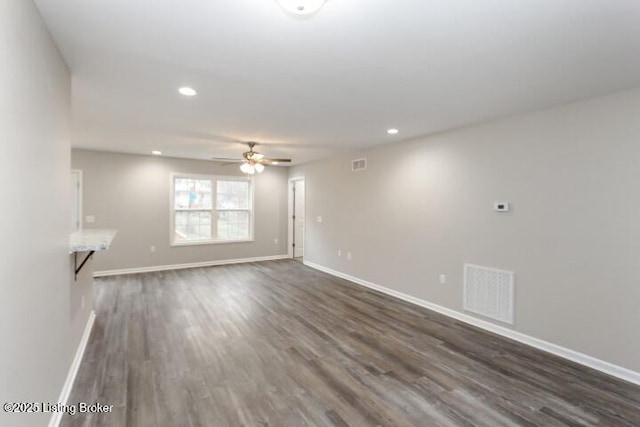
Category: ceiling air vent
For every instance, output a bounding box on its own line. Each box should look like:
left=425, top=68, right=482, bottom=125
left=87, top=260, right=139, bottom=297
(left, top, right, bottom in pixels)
left=352, top=158, right=367, bottom=172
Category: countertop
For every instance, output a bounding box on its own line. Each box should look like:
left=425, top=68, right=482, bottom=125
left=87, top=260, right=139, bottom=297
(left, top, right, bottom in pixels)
left=70, top=229, right=118, bottom=253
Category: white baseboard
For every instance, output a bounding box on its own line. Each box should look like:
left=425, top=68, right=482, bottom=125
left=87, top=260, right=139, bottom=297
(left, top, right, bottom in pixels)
left=303, top=260, right=640, bottom=386
left=94, top=254, right=289, bottom=277
left=49, top=310, right=96, bottom=427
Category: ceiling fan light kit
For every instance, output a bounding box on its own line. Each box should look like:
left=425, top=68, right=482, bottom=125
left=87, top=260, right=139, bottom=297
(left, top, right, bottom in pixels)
left=240, top=162, right=256, bottom=175
left=240, top=160, right=266, bottom=175
left=277, top=0, right=327, bottom=16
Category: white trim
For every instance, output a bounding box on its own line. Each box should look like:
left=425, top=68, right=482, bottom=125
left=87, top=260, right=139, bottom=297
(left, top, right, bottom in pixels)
left=170, top=238, right=255, bottom=247
left=287, top=176, right=305, bottom=259
left=303, top=260, right=640, bottom=386
left=49, top=310, right=96, bottom=427
left=94, top=255, right=289, bottom=277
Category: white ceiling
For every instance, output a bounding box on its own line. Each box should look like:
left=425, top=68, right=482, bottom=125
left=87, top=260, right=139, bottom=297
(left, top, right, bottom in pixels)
left=35, top=0, right=640, bottom=165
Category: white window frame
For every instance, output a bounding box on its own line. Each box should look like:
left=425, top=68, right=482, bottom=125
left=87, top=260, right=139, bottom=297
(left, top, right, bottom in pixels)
left=170, top=172, right=255, bottom=246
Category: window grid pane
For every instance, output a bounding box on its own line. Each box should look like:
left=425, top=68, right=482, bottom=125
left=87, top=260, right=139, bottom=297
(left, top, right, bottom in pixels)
left=175, top=178, right=212, bottom=210
left=174, top=210, right=212, bottom=242
left=217, top=180, right=249, bottom=210
left=217, top=210, right=250, bottom=240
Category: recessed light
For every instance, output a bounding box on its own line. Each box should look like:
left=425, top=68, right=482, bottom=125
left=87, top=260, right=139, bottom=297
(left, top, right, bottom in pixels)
left=277, top=0, right=327, bottom=15
left=387, top=128, right=399, bottom=135
left=152, top=150, right=162, bottom=155
left=178, top=87, right=197, bottom=96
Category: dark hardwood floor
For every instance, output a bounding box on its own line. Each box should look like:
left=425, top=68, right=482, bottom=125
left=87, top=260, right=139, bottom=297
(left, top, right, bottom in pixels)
left=63, top=260, right=640, bottom=426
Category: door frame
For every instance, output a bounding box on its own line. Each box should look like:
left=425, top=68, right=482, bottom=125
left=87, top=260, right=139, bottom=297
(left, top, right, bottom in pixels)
left=287, top=176, right=305, bottom=258
left=71, top=169, right=83, bottom=232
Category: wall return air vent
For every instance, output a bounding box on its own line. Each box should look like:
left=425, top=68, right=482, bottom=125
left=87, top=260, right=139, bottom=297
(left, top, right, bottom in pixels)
left=352, top=158, right=367, bottom=172
left=463, top=264, right=514, bottom=324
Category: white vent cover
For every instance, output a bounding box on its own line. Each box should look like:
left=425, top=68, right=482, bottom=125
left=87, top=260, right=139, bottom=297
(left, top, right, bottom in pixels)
left=352, top=158, right=367, bottom=171
left=463, top=264, right=514, bottom=324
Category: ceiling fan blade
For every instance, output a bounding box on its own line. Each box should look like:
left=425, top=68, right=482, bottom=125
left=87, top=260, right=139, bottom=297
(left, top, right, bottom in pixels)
left=211, top=157, right=243, bottom=162
left=260, top=158, right=292, bottom=164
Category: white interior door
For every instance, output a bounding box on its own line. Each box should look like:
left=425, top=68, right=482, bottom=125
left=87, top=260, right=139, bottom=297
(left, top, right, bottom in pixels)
left=293, top=180, right=305, bottom=258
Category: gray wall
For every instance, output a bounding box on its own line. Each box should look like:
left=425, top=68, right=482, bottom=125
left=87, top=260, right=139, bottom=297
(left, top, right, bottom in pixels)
left=0, top=1, right=92, bottom=426
left=72, top=150, right=289, bottom=272
left=290, top=87, right=640, bottom=373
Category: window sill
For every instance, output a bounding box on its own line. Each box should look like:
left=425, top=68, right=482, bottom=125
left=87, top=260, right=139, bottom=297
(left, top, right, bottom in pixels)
left=171, top=238, right=255, bottom=247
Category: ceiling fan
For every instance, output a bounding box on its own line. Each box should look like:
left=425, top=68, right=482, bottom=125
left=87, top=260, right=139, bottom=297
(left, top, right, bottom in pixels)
left=211, top=142, right=291, bottom=175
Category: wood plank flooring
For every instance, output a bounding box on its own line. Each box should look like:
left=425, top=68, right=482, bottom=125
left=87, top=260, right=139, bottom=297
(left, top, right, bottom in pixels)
left=62, top=260, right=640, bottom=426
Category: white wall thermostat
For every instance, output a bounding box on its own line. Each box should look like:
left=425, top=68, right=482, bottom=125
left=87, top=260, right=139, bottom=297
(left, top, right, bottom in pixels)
left=494, top=202, right=510, bottom=212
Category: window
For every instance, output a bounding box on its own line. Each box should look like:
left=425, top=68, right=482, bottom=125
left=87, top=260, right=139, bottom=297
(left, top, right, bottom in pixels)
left=171, top=174, right=253, bottom=245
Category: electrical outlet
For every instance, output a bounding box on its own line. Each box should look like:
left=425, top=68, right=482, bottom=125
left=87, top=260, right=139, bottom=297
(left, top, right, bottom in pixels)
left=338, top=249, right=342, bottom=257
left=439, top=274, right=446, bottom=285
left=274, top=238, right=278, bottom=244
left=85, top=215, right=95, bottom=224
left=150, top=245, right=156, bottom=252
left=316, top=215, right=323, bottom=223
left=347, top=252, right=352, bottom=261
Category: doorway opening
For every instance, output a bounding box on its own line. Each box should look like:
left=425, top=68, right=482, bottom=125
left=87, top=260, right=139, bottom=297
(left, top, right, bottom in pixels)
left=288, top=177, right=305, bottom=261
